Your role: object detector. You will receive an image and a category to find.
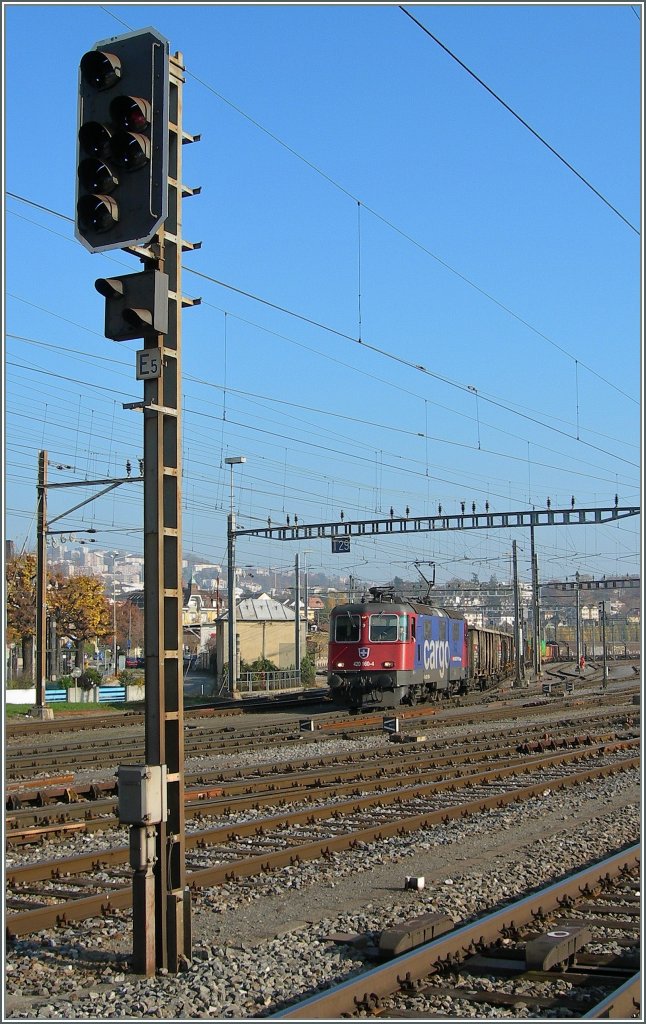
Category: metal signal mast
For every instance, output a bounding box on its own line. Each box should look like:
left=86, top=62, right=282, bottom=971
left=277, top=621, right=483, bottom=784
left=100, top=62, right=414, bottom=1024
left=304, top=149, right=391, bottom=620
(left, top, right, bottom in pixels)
left=74, top=27, right=201, bottom=976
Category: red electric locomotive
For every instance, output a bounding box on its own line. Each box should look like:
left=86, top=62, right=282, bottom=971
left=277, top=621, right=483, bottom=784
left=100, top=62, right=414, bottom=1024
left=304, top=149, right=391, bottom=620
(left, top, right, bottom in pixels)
left=328, top=585, right=513, bottom=708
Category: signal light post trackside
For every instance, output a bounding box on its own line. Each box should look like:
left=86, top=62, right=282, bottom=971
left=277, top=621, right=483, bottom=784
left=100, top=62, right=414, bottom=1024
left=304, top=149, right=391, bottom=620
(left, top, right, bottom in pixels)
left=75, top=27, right=201, bottom=977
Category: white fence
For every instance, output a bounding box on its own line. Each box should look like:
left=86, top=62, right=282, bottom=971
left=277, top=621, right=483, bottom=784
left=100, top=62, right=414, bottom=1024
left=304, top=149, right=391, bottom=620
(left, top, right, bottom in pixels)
left=232, top=669, right=303, bottom=693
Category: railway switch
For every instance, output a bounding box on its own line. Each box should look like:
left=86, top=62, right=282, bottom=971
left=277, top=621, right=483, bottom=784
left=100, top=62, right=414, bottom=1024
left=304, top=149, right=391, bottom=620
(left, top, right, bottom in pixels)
left=117, top=764, right=168, bottom=825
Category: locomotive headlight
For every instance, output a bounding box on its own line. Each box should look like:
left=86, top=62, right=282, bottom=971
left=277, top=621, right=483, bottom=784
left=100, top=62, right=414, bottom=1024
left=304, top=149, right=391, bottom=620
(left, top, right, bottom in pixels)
left=382, top=661, right=394, bottom=668
left=335, top=661, right=345, bottom=668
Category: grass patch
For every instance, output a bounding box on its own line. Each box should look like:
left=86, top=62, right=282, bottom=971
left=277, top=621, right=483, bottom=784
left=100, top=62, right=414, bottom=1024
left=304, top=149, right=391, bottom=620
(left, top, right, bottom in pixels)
left=6, top=701, right=145, bottom=717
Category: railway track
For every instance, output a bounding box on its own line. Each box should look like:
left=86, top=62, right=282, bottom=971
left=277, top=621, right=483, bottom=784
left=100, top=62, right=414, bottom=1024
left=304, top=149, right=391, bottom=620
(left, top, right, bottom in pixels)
left=6, top=740, right=638, bottom=939
left=5, top=681, right=639, bottom=779
left=4, top=729, right=638, bottom=840
left=270, top=845, right=641, bottom=1019
left=4, top=677, right=640, bottom=1021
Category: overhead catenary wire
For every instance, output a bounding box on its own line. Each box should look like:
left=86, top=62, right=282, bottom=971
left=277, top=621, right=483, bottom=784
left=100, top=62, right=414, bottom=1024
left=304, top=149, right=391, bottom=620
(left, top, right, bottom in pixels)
left=399, top=5, right=640, bottom=236
left=6, top=336, right=640, bottom=482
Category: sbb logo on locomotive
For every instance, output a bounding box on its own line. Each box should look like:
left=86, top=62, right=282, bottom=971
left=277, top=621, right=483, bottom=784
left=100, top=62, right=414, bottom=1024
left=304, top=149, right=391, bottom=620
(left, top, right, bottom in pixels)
left=422, top=639, right=451, bottom=675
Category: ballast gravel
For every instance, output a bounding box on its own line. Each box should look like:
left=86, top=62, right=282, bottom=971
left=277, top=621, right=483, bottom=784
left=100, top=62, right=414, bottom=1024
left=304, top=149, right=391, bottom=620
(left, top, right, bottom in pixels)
left=4, top=743, right=639, bottom=1021
left=4, top=684, right=639, bottom=1019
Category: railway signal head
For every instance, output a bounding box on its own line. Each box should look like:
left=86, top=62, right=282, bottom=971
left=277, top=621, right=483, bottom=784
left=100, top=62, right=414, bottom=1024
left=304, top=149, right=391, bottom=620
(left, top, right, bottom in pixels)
left=95, top=270, right=168, bottom=341
left=75, top=28, right=169, bottom=252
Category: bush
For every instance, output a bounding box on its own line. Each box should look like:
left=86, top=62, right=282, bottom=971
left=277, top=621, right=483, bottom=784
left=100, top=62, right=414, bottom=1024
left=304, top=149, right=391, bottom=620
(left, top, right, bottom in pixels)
left=56, top=676, right=74, bottom=689
left=78, top=667, right=102, bottom=690
left=241, top=657, right=279, bottom=675
left=300, top=653, right=316, bottom=686
left=6, top=674, right=34, bottom=690
left=118, top=669, right=140, bottom=685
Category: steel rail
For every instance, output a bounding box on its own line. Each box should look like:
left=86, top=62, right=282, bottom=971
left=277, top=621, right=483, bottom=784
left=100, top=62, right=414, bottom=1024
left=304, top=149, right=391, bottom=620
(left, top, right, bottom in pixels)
left=5, top=698, right=637, bottom=780
left=5, top=739, right=638, bottom=843
left=5, top=718, right=629, bottom=807
left=269, top=845, right=641, bottom=1019
left=583, top=971, right=641, bottom=1018
left=7, top=747, right=639, bottom=879
left=5, top=756, right=639, bottom=938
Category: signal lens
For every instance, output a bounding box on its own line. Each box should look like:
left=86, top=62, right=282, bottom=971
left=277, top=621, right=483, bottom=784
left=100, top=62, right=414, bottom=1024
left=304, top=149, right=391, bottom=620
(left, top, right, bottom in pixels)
left=110, top=96, right=151, bottom=132
left=77, top=194, right=118, bottom=232
left=122, top=307, right=153, bottom=328
left=78, top=158, right=118, bottom=194
left=80, top=51, right=121, bottom=90
left=79, top=121, right=113, bottom=159
left=111, top=131, right=150, bottom=171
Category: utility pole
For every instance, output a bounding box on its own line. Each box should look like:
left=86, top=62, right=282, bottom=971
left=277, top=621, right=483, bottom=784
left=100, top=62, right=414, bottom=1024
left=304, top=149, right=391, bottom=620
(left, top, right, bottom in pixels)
left=225, top=456, right=246, bottom=698
left=295, top=553, right=301, bottom=677
left=34, top=451, right=53, bottom=719
left=112, top=577, right=117, bottom=673
left=575, top=571, right=581, bottom=670
left=530, top=525, right=541, bottom=678
left=599, top=601, right=608, bottom=687
left=303, top=555, right=310, bottom=643
left=512, top=540, right=523, bottom=686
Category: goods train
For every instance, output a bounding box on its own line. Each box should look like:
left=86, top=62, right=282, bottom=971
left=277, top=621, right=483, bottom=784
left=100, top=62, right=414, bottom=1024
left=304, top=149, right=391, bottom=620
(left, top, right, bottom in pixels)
left=328, top=586, right=514, bottom=708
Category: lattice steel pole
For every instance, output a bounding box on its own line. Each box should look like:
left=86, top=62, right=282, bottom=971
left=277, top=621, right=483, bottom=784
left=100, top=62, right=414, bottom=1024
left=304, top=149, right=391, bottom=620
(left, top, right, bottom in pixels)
left=135, top=48, right=196, bottom=975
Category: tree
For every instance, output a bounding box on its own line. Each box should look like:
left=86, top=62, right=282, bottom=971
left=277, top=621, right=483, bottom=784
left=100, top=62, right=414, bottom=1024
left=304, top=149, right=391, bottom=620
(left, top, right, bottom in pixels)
left=115, top=599, right=144, bottom=653
left=6, top=553, right=37, bottom=679
left=50, top=575, right=113, bottom=669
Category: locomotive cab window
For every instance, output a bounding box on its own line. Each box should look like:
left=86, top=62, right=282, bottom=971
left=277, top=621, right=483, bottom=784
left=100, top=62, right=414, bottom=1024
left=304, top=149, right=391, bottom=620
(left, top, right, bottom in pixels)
left=369, top=613, right=398, bottom=642
left=335, top=614, right=360, bottom=642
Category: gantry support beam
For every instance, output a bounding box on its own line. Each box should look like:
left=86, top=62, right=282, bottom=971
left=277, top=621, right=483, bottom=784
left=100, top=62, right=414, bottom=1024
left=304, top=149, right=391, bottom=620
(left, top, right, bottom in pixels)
left=234, top=505, right=640, bottom=542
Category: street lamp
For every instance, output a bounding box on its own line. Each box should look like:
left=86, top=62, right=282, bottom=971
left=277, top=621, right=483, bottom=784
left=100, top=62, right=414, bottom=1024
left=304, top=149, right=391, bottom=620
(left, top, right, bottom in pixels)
left=225, top=456, right=246, bottom=697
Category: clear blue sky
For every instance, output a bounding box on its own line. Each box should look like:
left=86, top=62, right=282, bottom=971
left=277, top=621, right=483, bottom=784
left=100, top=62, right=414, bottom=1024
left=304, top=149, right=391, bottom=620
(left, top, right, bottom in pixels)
left=3, top=3, right=642, bottom=591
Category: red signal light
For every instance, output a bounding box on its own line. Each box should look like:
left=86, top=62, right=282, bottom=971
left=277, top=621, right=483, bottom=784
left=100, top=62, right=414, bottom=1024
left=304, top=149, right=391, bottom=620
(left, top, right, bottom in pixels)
left=110, top=96, right=150, bottom=132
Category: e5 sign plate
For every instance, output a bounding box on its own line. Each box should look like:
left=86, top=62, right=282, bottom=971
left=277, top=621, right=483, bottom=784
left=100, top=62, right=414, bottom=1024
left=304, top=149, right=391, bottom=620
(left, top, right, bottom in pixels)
left=136, top=348, right=162, bottom=380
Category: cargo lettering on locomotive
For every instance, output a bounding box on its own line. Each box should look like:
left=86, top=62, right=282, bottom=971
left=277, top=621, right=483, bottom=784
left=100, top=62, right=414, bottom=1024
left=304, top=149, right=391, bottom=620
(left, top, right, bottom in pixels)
left=423, top=638, right=450, bottom=675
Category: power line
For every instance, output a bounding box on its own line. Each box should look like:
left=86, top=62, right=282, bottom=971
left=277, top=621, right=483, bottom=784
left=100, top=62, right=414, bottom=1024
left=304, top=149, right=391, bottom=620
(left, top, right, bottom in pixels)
left=7, top=332, right=640, bottom=482
left=399, top=6, right=639, bottom=236
left=7, top=158, right=638, bottom=408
